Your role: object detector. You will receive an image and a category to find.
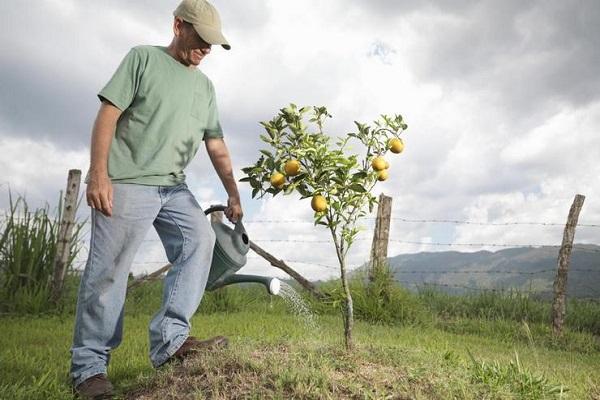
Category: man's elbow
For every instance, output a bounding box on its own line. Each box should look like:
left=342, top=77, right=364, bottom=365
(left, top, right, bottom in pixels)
left=204, top=137, right=225, bottom=152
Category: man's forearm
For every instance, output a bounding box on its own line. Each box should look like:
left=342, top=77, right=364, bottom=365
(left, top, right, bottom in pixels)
left=205, top=138, right=240, bottom=199
left=89, top=102, right=122, bottom=176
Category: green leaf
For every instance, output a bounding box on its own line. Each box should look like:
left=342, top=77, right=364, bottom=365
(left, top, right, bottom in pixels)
left=238, top=177, right=251, bottom=182
left=284, top=184, right=295, bottom=195
left=297, top=184, right=311, bottom=197
left=349, top=183, right=366, bottom=193
left=291, top=173, right=308, bottom=182
left=260, top=149, right=273, bottom=158
left=266, top=158, right=275, bottom=170
left=352, top=171, right=368, bottom=179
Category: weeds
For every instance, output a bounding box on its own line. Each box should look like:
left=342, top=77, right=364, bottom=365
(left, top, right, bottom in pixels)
left=0, top=190, right=86, bottom=313
left=468, top=350, right=568, bottom=399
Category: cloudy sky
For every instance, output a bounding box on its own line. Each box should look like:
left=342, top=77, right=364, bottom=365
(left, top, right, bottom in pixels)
left=1, top=0, right=599, bottom=281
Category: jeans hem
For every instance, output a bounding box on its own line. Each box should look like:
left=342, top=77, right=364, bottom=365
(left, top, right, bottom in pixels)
left=150, top=333, right=189, bottom=368
left=72, top=366, right=107, bottom=388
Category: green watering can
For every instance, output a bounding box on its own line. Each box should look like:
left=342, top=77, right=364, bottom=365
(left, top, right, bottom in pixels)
left=203, top=205, right=281, bottom=295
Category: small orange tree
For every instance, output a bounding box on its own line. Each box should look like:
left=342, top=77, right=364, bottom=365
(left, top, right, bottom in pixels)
left=240, top=104, right=407, bottom=349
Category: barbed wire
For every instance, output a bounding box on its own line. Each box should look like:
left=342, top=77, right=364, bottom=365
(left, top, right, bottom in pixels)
left=393, top=268, right=600, bottom=275
left=2, top=212, right=600, bottom=228
left=73, top=239, right=600, bottom=259
left=400, top=281, right=558, bottom=294
left=68, top=258, right=599, bottom=298
left=74, top=235, right=600, bottom=254
left=231, top=238, right=600, bottom=252
left=213, top=217, right=600, bottom=228
left=72, top=253, right=599, bottom=277
left=400, top=282, right=600, bottom=300
left=387, top=217, right=600, bottom=228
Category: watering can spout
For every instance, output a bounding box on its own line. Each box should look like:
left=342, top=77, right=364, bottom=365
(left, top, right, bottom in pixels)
left=208, top=274, right=281, bottom=295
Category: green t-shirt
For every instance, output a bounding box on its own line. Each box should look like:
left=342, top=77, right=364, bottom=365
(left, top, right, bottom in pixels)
left=85, top=45, right=224, bottom=186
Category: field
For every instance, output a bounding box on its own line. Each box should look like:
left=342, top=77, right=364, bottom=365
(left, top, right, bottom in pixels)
left=1, top=278, right=600, bottom=399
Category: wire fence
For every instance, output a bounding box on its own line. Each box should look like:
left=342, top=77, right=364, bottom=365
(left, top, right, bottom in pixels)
left=3, top=204, right=600, bottom=298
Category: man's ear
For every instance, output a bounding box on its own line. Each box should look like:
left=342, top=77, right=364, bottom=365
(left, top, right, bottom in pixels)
left=173, top=17, right=184, bottom=37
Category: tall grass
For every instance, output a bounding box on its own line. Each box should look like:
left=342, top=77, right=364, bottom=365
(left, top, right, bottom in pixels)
left=468, top=350, right=568, bottom=399
left=307, top=266, right=430, bottom=326
left=416, top=287, right=600, bottom=335
left=0, top=190, right=86, bottom=314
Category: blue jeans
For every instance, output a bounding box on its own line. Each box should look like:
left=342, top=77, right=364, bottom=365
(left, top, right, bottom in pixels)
left=70, top=183, right=216, bottom=387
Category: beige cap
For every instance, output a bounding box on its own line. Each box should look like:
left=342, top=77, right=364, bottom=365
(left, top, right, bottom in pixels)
left=173, top=0, right=231, bottom=50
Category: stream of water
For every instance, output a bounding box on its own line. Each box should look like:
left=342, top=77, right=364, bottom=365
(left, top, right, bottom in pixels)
left=276, top=282, right=319, bottom=331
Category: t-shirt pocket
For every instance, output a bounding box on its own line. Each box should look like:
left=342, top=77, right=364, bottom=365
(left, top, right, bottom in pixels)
left=191, top=92, right=209, bottom=122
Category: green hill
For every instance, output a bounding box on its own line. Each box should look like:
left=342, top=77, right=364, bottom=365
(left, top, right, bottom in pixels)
left=386, top=244, right=600, bottom=298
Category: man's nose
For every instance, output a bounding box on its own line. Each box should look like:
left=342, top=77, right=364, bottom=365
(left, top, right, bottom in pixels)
left=201, top=45, right=211, bottom=54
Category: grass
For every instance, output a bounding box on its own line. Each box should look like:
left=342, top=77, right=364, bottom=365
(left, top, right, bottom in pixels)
left=2, top=190, right=600, bottom=398
left=2, top=263, right=600, bottom=398
left=1, top=301, right=599, bottom=399
left=417, top=288, right=600, bottom=335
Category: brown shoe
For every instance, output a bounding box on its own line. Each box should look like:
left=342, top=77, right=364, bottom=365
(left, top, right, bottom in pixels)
left=172, top=335, right=229, bottom=361
left=73, top=373, right=114, bottom=399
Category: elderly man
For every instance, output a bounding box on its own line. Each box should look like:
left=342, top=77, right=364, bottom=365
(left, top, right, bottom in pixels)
left=70, top=0, right=241, bottom=398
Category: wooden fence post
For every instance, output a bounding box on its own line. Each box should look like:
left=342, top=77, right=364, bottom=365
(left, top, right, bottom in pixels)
left=551, top=194, right=585, bottom=336
left=51, top=169, right=81, bottom=302
left=369, top=193, right=392, bottom=281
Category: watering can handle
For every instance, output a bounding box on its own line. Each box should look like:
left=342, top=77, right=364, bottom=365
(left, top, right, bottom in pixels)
left=204, top=205, right=227, bottom=215
left=204, top=204, right=246, bottom=234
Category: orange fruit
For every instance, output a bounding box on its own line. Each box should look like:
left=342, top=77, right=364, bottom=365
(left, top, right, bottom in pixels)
left=388, top=138, right=404, bottom=154
left=284, top=159, right=301, bottom=176
left=371, top=156, right=387, bottom=171
left=270, top=172, right=285, bottom=189
left=311, top=195, right=328, bottom=212
left=377, top=170, right=389, bottom=181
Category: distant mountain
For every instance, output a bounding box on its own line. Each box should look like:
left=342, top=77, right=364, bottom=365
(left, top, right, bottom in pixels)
left=384, top=244, right=600, bottom=298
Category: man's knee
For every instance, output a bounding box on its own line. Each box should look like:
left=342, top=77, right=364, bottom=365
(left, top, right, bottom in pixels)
left=187, top=223, right=216, bottom=252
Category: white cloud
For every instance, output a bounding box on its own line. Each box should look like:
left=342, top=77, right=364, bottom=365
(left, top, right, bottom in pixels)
left=1, top=0, right=599, bottom=282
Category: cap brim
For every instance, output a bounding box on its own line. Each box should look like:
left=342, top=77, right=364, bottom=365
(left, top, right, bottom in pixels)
left=193, top=23, right=231, bottom=50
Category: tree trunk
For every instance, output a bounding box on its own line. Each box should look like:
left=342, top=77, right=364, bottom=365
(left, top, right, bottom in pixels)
left=335, top=245, right=354, bottom=350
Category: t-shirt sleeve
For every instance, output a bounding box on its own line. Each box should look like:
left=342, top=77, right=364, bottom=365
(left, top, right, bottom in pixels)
left=202, top=79, right=224, bottom=141
left=97, top=48, right=144, bottom=111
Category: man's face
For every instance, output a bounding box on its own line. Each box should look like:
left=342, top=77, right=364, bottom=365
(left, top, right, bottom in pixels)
left=175, top=18, right=212, bottom=67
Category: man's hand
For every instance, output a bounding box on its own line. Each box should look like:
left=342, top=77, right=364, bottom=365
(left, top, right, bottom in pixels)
left=87, top=172, right=113, bottom=217
left=225, top=196, right=243, bottom=224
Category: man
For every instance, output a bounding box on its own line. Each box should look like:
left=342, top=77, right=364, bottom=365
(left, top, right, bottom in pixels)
left=70, top=1, right=242, bottom=398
